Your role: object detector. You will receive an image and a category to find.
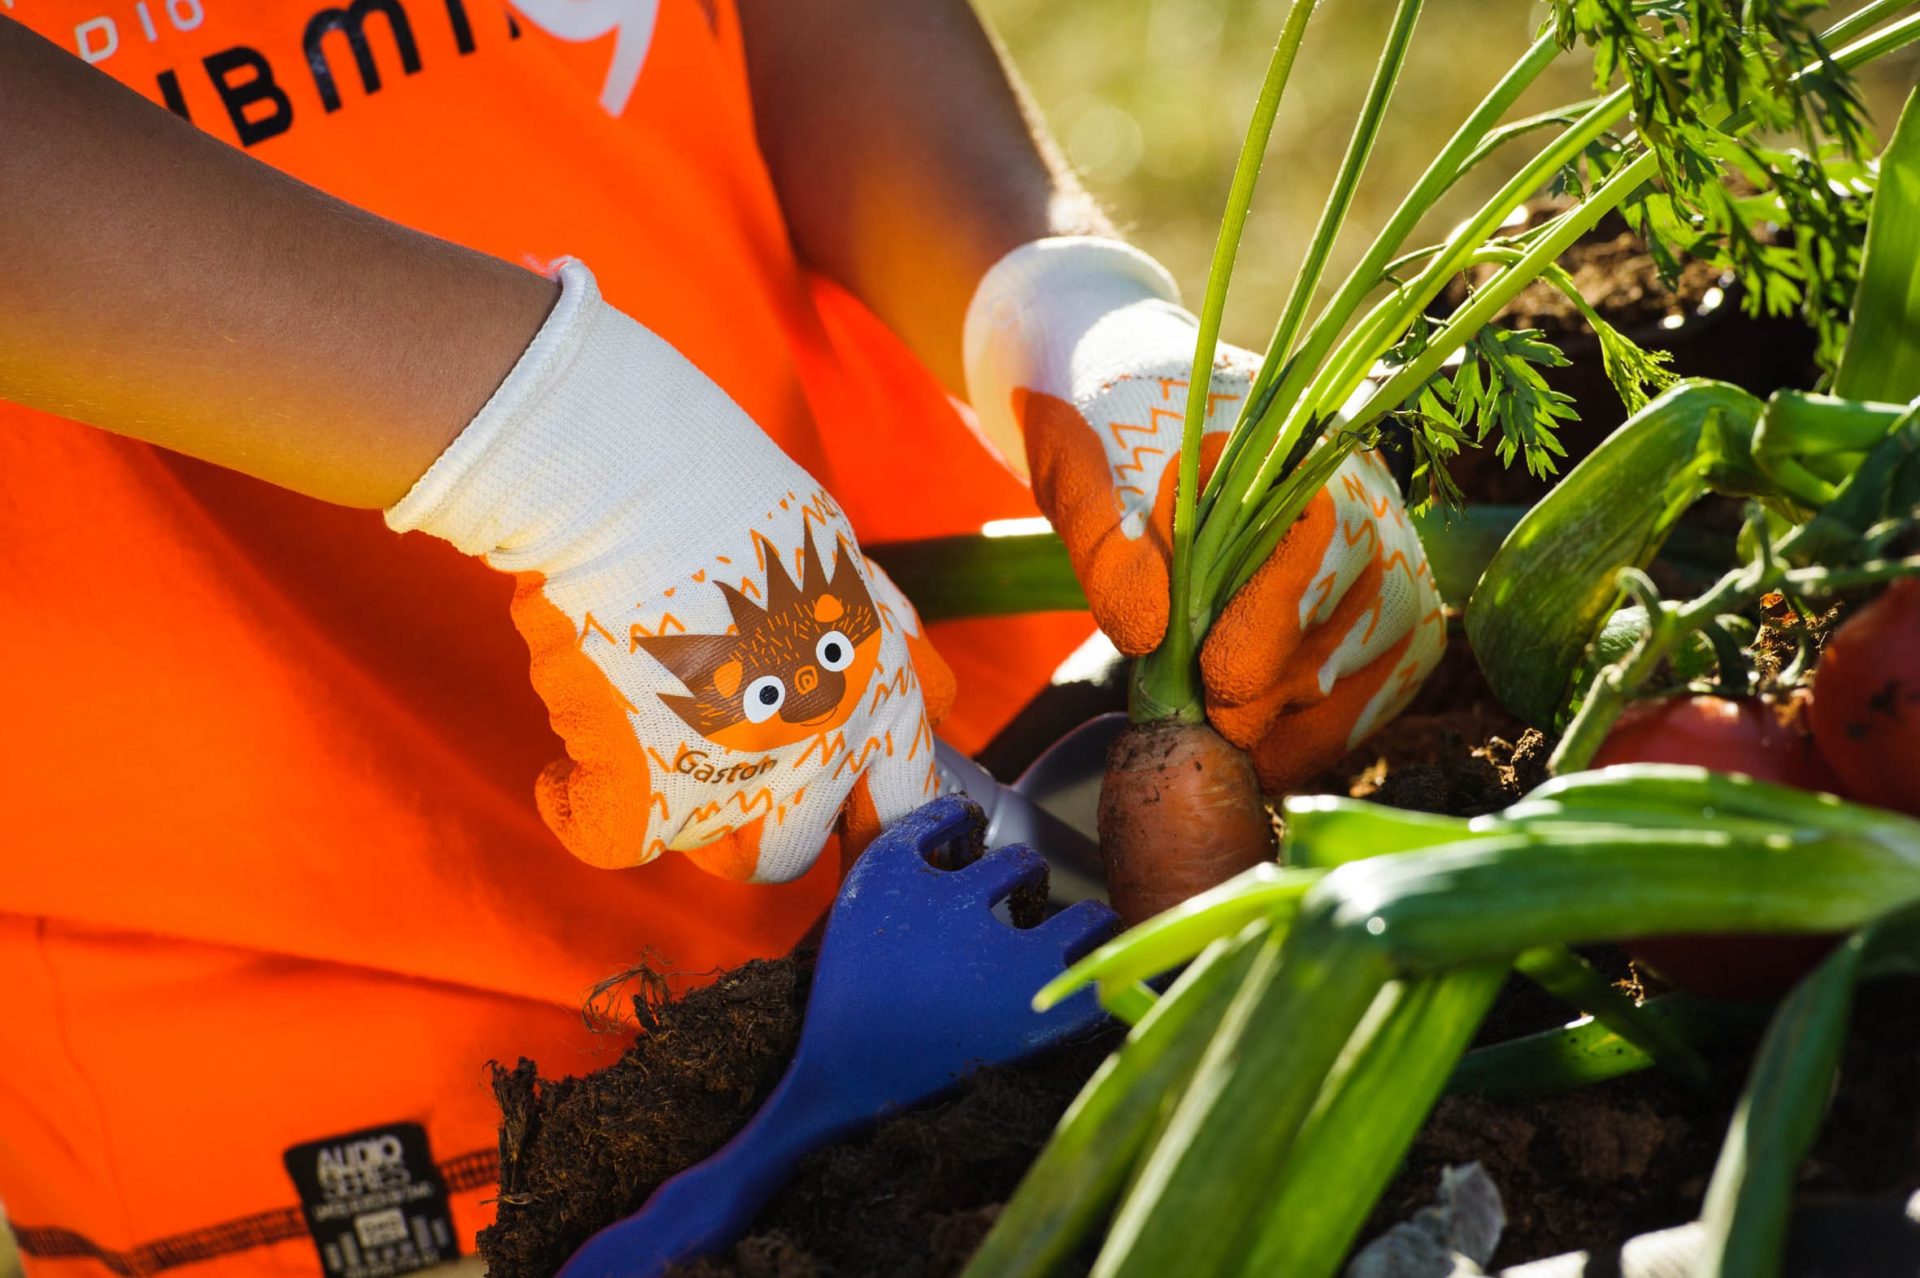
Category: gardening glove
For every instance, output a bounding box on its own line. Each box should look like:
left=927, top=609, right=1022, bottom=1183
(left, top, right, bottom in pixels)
left=389, top=260, right=955, bottom=882
left=963, top=236, right=1445, bottom=791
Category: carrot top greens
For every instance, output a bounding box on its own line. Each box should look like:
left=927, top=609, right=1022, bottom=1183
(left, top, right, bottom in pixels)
left=1136, top=0, right=1913, bottom=724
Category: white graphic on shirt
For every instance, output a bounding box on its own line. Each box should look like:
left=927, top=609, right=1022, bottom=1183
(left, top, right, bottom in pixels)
left=507, top=0, right=658, bottom=116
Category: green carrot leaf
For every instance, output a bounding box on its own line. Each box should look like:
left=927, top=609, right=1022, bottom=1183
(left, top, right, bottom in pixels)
left=1589, top=305, right=1677, bottom=414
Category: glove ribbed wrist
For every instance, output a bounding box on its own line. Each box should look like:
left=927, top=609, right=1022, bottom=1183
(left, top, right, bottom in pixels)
left=386, top=259, right=799, bottom=579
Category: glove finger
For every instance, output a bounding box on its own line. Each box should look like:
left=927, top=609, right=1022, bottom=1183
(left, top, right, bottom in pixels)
left=1019, top=388, right=1169, bottom=655
left=1241, top=603, right=1449, bottom=793
left=1243, top=631, right=1419, bottom=793
left=1197, top=486, right=1343, bottom=707
left=1204, top=546, right=1385, bottom=749
left=838, top=712, right=944, bottom=862
left=864, top=556, right=958, bottom=729
left=516, top=578, right=662, bottom=869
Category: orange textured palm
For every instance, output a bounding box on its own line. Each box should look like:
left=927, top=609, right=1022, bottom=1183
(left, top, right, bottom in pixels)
left=1022, top=395, right=1442, bottom=793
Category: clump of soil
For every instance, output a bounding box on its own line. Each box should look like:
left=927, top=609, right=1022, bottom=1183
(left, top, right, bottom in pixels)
left=1379, top=977, right=1920, bottom=1268
left=671, top=1036, right=1115, bottom=1278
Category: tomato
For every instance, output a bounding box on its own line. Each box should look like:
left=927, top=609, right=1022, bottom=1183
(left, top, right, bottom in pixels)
left=1809, top=578, right=1920, bottom=819
left=1594, top=693, right=1840, bottom=999
left=1591, top=693, right=1842, bottom=791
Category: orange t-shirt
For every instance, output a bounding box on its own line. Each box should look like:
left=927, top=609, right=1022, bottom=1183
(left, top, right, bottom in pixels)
left=0, top=0, right=1090, bottom=1271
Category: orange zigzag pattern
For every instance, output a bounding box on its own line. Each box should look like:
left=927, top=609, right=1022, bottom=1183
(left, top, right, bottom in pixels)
left=834, top=732, right=891, bottom=779
left=629, top=614, right=685, bottom=650
left=868, top=663, right=917, bottom=714
left=1112, top=443, right=1167, bottom=481
left=687, top=787, right=776, bottom=826
left=795, top=729, right=848, bottom=771
left=580, top=612, right=619, bottom=648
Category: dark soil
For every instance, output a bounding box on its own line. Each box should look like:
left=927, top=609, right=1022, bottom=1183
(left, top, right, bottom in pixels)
left=484, top=957, right=813, bottom=1278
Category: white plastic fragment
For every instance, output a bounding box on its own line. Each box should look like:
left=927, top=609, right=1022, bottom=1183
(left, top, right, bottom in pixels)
left=1344, top=1162, right=1507, bottom=1278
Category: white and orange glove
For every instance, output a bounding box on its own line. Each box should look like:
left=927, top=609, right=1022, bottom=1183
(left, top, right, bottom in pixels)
left=389, top=261, right=954, bottom=882
left=964, top=237, right=1445, bottom=791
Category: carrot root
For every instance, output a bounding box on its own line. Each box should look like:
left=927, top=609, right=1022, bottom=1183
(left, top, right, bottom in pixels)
left=1097, top=718, right=1276, bottom=924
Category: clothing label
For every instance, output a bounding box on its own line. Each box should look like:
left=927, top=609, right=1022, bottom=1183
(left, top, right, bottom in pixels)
left=282, top=1123, right=458, bottom=1278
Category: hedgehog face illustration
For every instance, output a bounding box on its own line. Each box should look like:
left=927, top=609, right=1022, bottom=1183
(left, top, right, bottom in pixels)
left=636, top=531, right=884, bottom=753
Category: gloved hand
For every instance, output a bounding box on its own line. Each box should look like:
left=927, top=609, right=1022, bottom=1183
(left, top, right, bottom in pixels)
left=963, top=237, right=1444, bottom=791
left=389, top=261, right=954, bottom=882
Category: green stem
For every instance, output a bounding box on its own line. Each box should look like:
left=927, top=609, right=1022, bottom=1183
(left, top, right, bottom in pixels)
left=1254, top=0, right=1425, bottom=399
left=1449, top=993, right=1768, bottom=1099
left=1551, top=524, right=1920, bottom=777
left=1156, top=0, right=1320, bottom=725
left=1513, top=944, right=1714, bottom=1093
left=1550, top=560, right=1756, bottom=773
left=1206, top=9, right=1920, bottom=625
left=1222, top=83, right=1631, bottom=530
left=1200, top=105, right=1630, bottom=614
left=1200, top=32, right=1565, bottom=551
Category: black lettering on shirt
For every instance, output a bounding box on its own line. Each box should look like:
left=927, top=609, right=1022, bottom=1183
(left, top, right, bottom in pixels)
left=204, top=45, right=295, bottom=146
left=302, top=0, right=421, bottom=113
left=156, top=68, right=193, bottom=120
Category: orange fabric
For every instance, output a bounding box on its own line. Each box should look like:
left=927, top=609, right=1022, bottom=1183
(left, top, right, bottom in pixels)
left=903, top=626, right=959, bottom=729
left=0, top=0, right=1089, bottom=1271
left=1208, top=551, right=1389, bottom=751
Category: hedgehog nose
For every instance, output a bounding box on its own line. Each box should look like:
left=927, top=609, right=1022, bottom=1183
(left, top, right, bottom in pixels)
left=794, top=665, right=820, bottom=694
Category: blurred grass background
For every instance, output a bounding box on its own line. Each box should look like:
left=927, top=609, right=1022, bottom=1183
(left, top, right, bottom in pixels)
left=977, top=0, right=1920, bottom=349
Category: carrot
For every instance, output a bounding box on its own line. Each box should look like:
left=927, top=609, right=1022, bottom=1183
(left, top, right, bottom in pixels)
left=1593, top=692, right=1841, bottom=998
left=1097, top=719, right=1275, bottom=925
left=1809, top=578, right=1920, bottom=819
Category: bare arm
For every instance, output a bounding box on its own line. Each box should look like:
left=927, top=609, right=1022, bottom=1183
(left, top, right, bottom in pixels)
left=736, top=0, right=1108, bottom=395
left=0, top=15, right=556, bottom=509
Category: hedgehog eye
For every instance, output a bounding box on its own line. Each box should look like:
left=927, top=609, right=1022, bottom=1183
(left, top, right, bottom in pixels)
left=742, top=676, right=786, bottom=724
left=816, top=630, right=854, bottom=672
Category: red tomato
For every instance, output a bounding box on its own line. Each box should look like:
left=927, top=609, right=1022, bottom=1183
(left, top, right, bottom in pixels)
left=1594, top=693, right=1840, bottom=999
left=1809, top=578, right=1920, bottom=818
left=1591, top=693, right=1842, bottom=791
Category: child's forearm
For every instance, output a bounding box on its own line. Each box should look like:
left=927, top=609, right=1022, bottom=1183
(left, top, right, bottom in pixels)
left=737, top=0, right=1110, bottom=397
left=0, top=15, right=556, bottom=509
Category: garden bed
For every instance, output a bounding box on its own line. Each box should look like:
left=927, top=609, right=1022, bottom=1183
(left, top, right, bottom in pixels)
left=478, top=636, right=1920, bottom=1276
left=477, top=219, right=1919, bottom=1276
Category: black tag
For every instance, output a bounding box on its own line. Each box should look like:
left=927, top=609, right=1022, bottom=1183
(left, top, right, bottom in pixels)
left=282, top=1123, right=459, bottom=1278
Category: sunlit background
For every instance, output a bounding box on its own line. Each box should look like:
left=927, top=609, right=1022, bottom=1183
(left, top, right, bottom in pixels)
left=978, top=0, right=1920, bottom=347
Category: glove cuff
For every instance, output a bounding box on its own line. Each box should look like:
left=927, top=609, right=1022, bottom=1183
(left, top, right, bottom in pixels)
left=961, top=237, right=1184, bottom=480
left=386, top=259, right=796, bottom=575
